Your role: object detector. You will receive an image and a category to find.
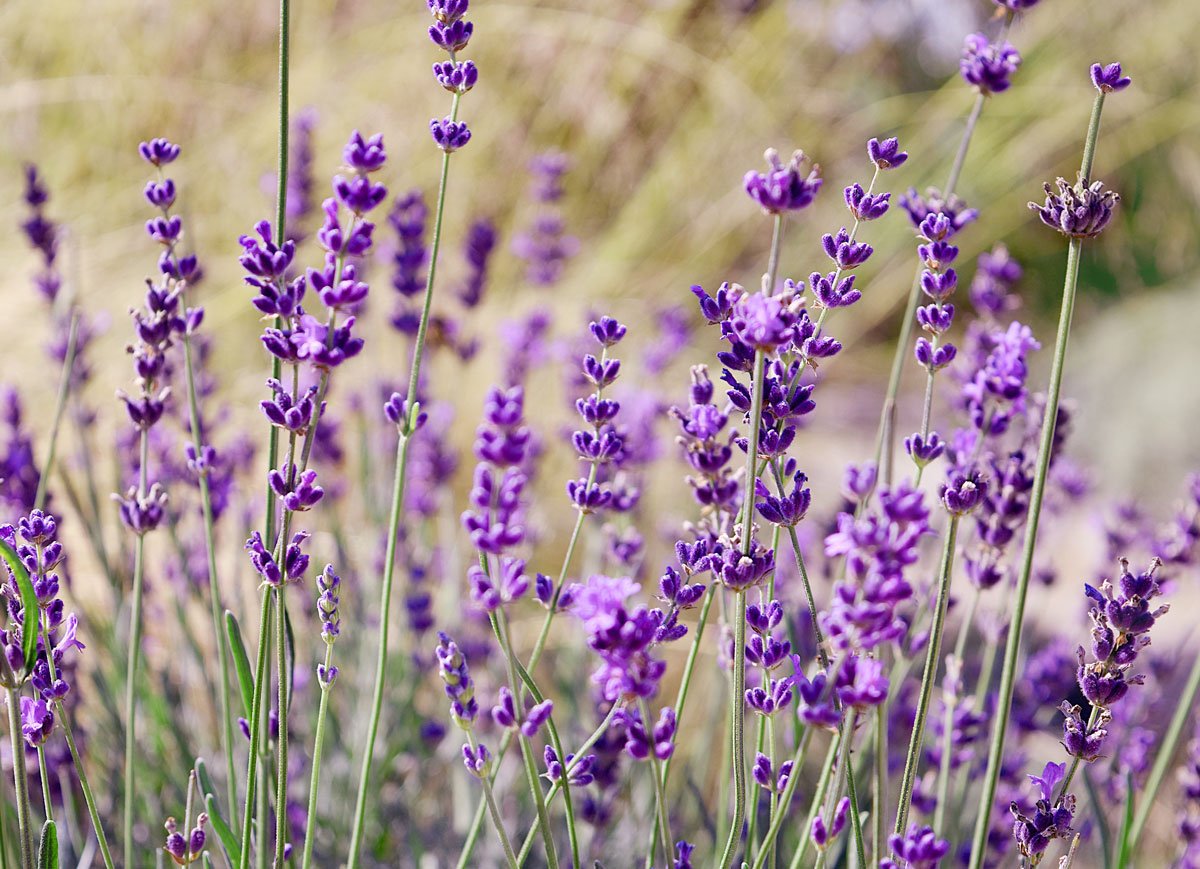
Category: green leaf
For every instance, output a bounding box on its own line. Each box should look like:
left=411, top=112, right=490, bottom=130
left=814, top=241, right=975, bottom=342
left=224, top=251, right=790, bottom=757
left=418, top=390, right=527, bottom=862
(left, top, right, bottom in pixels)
left=205, top=793, right=241, bottom=866
left=38, top=819, right=58, bottom=869
left=224, top=610, right=254, bottom=718
left=0, top=536, right=42, bottom=674
left=195, top=758, right=220, bottom=815
left=202, top=854, right=214, bottom=869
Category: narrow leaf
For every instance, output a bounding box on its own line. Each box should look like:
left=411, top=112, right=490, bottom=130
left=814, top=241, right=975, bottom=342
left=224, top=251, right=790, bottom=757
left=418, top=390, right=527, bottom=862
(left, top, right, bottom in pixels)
left=38, top=819, right=58, bottom=869
left=0, top=536, right=41, bottom=673
left=205, top=793, right=241, bottom=866
left=195, top=758, right=220, bottom=815
left=224, top=610, right=253, bottom=718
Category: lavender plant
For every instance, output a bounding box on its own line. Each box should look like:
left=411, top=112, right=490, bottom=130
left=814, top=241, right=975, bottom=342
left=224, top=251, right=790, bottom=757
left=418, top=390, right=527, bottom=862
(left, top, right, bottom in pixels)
left=6, top=3, right=1196, bottom=869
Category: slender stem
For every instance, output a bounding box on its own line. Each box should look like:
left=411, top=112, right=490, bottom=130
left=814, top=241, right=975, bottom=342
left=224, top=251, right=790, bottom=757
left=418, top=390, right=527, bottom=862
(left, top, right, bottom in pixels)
left=894, top=515, right=960, bottom=837
left=122, top=529, right=147, bottom=860
left=493, top=613, right=558, bottom=869
left=6, top=689, right=33, bottom=869
left=469, top=730, right=518, bottom=869
left=300, top=646, right=335, bottom=869
left=1082, top=768, right=1112, bottom=868
left=931, top=665, right=958, bottom=836
left=1129, top=650, right=1200, bottom=847
left=639, top=698, right=674, bottom=862
left=873, top=701, right=887, bottom=862
left=944, top=93, right=987, bottom=200
left=769, top=459, right=829, bottom=668
left=786, top=731, right=840, bottom=869
left=346, top=90, right=463, bottom=869
left=515, top=704, right=622, bottom=867
left=238, top=588, right=273, bottom=869
left=717, top=589, right=749, bottom=869
left=35, top=750, right=52, bottom=824
left=39, top=624, right=113, bottom=869
left=345, top=434, right=405, bottom=868
left=179, top=302, right=238, bottom=822
left=274, top=588, right=289, bottom=867
left=659, top=584, right=716, bottom=792
left=968, top=235, right=1086, bottom=869
left=844, top=722, right=868, bottom=869
left=33, top=312, right=79, bottom=512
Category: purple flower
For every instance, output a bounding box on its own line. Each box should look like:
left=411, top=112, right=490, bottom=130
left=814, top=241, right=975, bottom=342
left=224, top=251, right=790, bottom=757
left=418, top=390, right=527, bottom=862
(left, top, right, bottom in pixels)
left=729, top=290, right=800, bottom=352
left=1029, top=176, right=1120, bottom=239
left=960, top=33, right=1022, bottom=94
left=624, top=706, right=675, bottom=761
left=810, top=796, right=850, bottom=850
left=821, top=227, right=873, bottom=269
left=866, top=136, right=908, bottom=170
left=19, top=697, right=54, bottom=746
left=316, top=564, right=341, bottom=645
left=433, top=59, right=479, bottom=93
left=1090, top=62, right=1132, bottom=94
left=430, top=117, right=471, bottom=152
left=941, top=469, right=987, bottom=515
left=436, top=631, right=479, bottom=728
left=1010, top=762, right=1075, bottom=859
left=543, top=746, right=596, bottom=786
left=885, top=824, right=949, bottom=868
left=743, top=149, right=823, bottom=214
left=115, top=484, right=168, bottom=535
left=343, top=131, right=387, bottom=173
left=899, top=188, right=978, bottom=236
left=139, top=137, right=181, bottom=166
left=468, top=557, right=530, bottom=611
left=844, top=183, right=891, bottom=221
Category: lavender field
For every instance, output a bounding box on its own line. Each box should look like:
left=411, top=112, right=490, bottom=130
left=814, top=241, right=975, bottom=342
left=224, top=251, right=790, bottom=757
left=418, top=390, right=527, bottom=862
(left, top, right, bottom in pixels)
left=2, top=0, right=1200, bottom=866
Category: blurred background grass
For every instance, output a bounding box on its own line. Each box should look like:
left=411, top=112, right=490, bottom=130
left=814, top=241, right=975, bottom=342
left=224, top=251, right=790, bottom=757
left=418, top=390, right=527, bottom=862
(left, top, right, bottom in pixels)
left=3, top=0, right=1198, bottom=504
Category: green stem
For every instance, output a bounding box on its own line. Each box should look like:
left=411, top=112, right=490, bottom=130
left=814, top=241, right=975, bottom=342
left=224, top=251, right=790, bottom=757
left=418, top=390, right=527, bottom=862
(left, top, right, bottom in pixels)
left=1082, top=768, right=1112, bottom=868
left=6, top=688, right=33, bottom=869
left=346, top=89, right=463, bottom=869
left=515, top=703, right=622, bottom=867
left=786, top=731, right=840, bottom=869
left=122, top=523, right=147, bottom=860
left=274, top=588, right=289, bottom=867
left=968, top=233, right=1087, bottom=869
left=640, top=698, right=674, bottom=863
left=659, top=584, right=715, bottom=794
left=179, top=301, right=238, bottom=824
left=39, top=624, right=113, bottom=869
left=345, top=434, right=405, bottom=868
left=300, top=646, right=335, bottom=869
left=717, top=589, right=749, bottom=869
left=493, top=612, right=558, bottom=869
left=469, top=731, right=518, bottom=869
left=1129, top=650, right=1200, bottom=848
left=844, top=722, right=868, bottom=869
left=238, top=588, right=273, bottom=869
left=894, top=515, right=960, bottom=837
left=35, top=750, right=51, bottom=824
left=873, top=701, right=887, bottom=863
left=33, top=312, right=79, bottom=513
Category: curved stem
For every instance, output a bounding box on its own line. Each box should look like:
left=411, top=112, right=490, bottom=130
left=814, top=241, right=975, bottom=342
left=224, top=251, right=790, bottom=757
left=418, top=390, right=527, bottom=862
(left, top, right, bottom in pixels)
left=6, top=688, right=33, bottom=869
left=1129, top=650, right=1200, bottom=848
left=122, top=510, right=147, bottom=859
left=717, top=588, right=749, bottom=869
left=894, top=515, right=960, bottom=838
left=33, top=312, right=79, bottom=513
left=39, top=623, right=114, bottom=869
left=469, top=730, right=518, bottom=869
left=967, top=236, right=1085, bottom=869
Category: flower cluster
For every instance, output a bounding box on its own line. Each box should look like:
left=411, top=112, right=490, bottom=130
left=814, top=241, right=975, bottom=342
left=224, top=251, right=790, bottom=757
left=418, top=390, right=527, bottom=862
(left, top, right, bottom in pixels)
left=743, top=149, right=822, bottom=214
left=428, top=0, right=477, bottom=151
left=822, top=483, right=931, bottom=652
left=163, top=812, right=208, bottom=865
left=960, top=32, right=1022, bottom=95
left=462, top=386, right=533, bottom=609
left=514, top=152, right=579, bottom=286
left=566, top=317, right=628, bottom=515
left=1030, top=176, right=1121, bottom=239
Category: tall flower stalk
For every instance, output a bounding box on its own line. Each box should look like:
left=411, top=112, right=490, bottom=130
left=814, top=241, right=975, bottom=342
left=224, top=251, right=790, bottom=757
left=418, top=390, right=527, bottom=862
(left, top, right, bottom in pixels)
left=346, top=1, right=478, bottom=861
left=967, top=62, right=1130, bottom=869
